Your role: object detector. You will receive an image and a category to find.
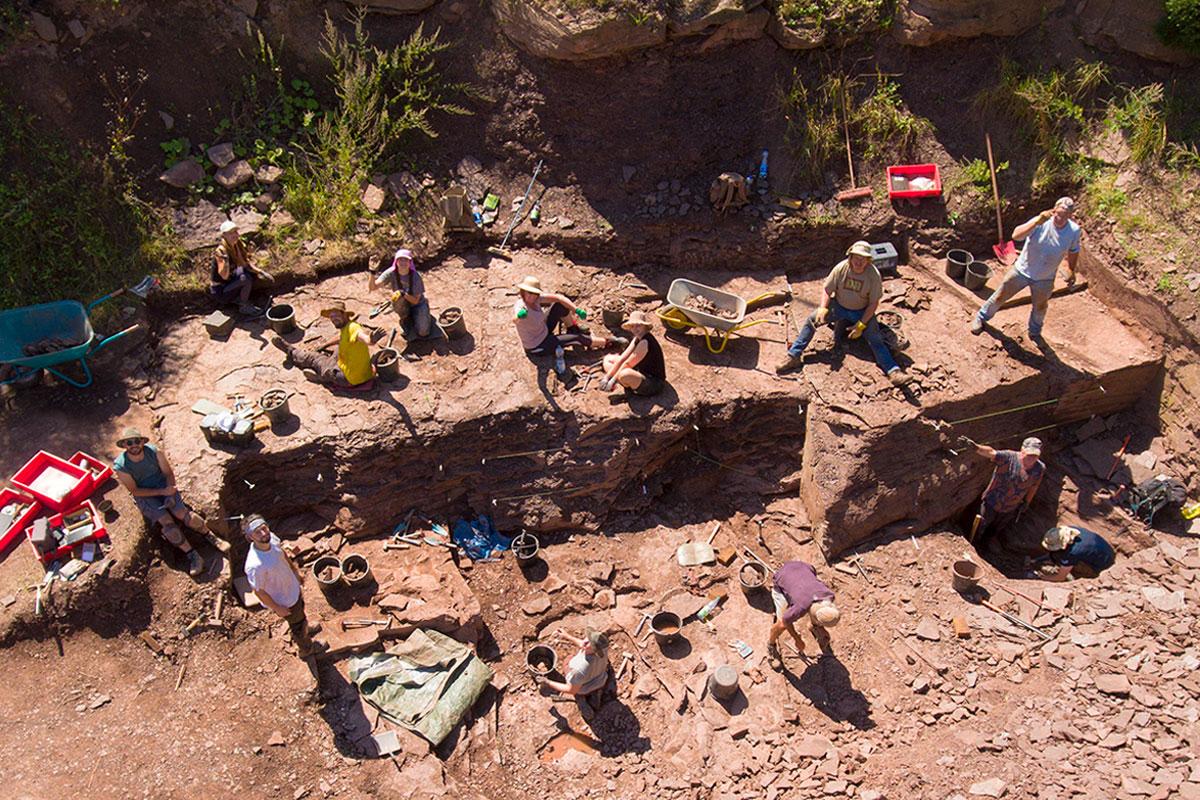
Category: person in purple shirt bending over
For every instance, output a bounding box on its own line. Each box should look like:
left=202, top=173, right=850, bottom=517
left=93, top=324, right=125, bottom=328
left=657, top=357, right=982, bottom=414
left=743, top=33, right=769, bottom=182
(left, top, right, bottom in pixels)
left=767, top=560, right=841, bottom=671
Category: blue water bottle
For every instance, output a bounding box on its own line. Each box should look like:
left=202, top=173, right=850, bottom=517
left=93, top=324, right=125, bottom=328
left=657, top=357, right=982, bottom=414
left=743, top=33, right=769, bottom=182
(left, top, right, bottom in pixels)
left=759, top=149, right=769, bottom=181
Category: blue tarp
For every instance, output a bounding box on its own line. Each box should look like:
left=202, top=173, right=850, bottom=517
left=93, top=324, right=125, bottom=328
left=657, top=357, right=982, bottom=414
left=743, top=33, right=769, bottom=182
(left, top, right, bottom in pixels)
left=451, top=514, right=510, bottom=561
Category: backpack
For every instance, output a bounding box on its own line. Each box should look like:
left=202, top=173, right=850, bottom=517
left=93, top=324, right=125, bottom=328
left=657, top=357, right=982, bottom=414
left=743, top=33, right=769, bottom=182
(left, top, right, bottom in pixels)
left=1124, top=476, right=1186, bottom=524
left=709, top=172, right=748, bottom=213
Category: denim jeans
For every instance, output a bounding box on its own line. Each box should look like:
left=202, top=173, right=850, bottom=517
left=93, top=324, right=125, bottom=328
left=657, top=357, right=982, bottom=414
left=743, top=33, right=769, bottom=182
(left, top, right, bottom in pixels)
left=975, top=267, right=1055, bottom=336
left=787, top=301, right=898, bottom=374
left=403, top=297, right=433, bottom=339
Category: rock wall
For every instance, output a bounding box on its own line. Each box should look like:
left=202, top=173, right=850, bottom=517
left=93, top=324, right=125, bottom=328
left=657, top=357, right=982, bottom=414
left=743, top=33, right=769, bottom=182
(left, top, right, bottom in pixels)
left=1076, top=0, right=1195, bottom=65
left=891, top=0, right=1065, bottom=46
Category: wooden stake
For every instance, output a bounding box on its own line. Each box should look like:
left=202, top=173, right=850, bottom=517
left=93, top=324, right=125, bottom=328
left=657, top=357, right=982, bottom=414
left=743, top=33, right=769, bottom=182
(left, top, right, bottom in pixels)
left=175, top=661, right=187, bottom=691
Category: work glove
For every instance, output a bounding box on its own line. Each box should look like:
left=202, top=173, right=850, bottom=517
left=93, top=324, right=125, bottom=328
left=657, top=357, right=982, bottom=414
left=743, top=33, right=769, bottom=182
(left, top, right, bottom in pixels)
left=516, top=307, right=528, bottom=319
left=575, top=308, right=588, bottom=320
left=848, top=320, right=867, bottom=340
left=601, top=377, right=615, bottom=392
left=814, top=306, right=830, bottom=325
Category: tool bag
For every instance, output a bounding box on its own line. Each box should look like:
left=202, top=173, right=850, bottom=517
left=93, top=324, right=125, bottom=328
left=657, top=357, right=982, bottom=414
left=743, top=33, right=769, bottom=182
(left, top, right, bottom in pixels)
left=1124, top=476, right=1186, bottom=524
left=709, top=172, right=748, bottom=212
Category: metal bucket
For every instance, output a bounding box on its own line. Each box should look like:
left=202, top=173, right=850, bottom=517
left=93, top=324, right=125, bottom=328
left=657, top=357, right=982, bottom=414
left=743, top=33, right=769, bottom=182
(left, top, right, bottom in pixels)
left=526, top=644, right=557, bottom=677
left=438, top=307, right=468, bottom=339
left=341, top=553, right=373, bottom=588
left=513, top=531, right=540, bottom=564
left=372, top=348, right=401, bottom=382
left=945, top=250, right=972, bottom=281
left=266, top=304, right=296, bottom=335
left=312, top=555, right=342, bottom=596
left=707, top=664, right=739, bottom=700
left=739, top=561, right=767, bottom=594
left=952, top=559, right=981, bottom=593
left=258, top=387, right=291, bottom=423
left=651, top=611, right=683, bottom=646
left=601, top=306, right=625, bottom=329
left=964, top=260, right=989, bottom=291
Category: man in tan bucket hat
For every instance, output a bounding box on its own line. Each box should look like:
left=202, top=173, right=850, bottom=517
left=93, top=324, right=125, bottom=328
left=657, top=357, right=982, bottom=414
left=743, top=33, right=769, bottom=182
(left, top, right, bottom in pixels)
left=271, top=301, right=375, bottom=388
left=599, top=309, right=666, bottom=397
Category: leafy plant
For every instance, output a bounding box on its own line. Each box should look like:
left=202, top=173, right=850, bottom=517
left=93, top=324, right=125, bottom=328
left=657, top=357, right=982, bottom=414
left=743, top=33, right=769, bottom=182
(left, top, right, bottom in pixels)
left=1155, top=272, right=1177, bottom=293
left=1157, top=0, right=1200, bottom=54
left=159, top=136, right=190, bottom=167
left=777, top=69, right=845, bottom=184
left=856, top=73, right=930, bottom=163
left=1105, top=83, right=1168, bottom=164
left=777, top=0, right=888, bottom=35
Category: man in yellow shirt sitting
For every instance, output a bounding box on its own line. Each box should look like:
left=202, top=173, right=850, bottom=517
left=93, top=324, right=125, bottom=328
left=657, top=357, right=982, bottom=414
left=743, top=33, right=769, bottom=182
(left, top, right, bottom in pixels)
left=271, top=301, right=375, bottom=388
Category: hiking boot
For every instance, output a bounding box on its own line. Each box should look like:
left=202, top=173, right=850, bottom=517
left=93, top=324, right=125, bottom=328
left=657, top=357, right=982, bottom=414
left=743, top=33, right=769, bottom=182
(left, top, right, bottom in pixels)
left=887, top=368, right=912, bottom=387
left=301, top=368, right=321, bottom=383
left=306, top=621, right=323, bottom=637
left=206, top=534, right=231, bottom=555
left=185, top=549, right=205, bottom=577
left=610, top=336, right=629, bottom=348
left=239, top=304, right=265, bottom=318
left=270, top=335, right=291, bottom=354
left=775, top=354, right=804, bottom=375
left=970, top=316, right=985, bottom=335
left=767, top=644, right=783, bottom=672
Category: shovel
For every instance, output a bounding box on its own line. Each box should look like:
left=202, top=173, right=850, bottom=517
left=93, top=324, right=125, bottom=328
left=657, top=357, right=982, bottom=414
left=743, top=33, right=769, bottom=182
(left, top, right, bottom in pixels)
left=676, top=523, right=720, bottom=567
left=986, top=134, right=1017, bottom=265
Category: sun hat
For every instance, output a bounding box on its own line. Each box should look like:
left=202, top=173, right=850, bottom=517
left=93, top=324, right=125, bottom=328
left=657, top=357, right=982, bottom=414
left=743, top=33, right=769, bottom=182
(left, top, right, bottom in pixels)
left=1042, top=525, right=1079, bottom=552
left=846, top=240, right=873, bottom=259
left=586, top=628, right=610, bottom=654
left=1020, top=437, right=1043, bottom=455
left=622, top=309, right=654, bottom=332
left=116, top=426, right=149, bottom=446
left=219, top=220, right=238, bottom=234
left=809, top=599, right=841, bottom=628
left=1055, top=197, right=1076, bottom=212
left=320, top=300, right=358, bottom=320
left=393, top=248, right=415, bottom=266
left=516, top=276, right=543, bottom=295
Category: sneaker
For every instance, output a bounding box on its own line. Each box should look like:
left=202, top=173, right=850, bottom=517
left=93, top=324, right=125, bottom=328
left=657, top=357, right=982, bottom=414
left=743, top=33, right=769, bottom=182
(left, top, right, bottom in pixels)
left=239, top=304, right=265, bottom=318
left=970, top=317, right=985, bottom=335
left=887, top=368, right=912, bottom=387
left=306, top=621, right=323, bottom=637
left=775, top=354, right=804, bottom=375
left=301, top=368, right=321, bottom=383
left=610, top=336, right=629, bottom=348
left=269, top=335, right=290, bottom=354
left=207, top=535, right=231, bottom=555
left=767, top=644, right=783, bottom=672
left=186, top=549, right=204, bottom=577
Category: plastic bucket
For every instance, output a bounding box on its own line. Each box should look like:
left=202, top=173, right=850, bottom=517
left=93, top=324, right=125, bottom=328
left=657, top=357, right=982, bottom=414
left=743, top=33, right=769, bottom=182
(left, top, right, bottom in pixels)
left=707, top=665, right=739, bottom=700
left=512, top=532, right=540, bottom=564
left=945, top=250, right=972, bottom=281
left=312, top=555, right=343, bottom=596
left=739, top=561, right=767, bottom=594
left=952, top=559, right=981, bottom=593
left=964, top=260, right=989, bottom=290
left=372, top=348, right=401, bottom=382
left=258, top=387, right=291, bottom=423
left=438, top=307, right=467, bottom=339
left=266, top=304, right=296, bottom=335
left=651, top=611, right=683, bottom=646
left=602, top=307, right=624, bottom=329
left=341, top=553, right=373, bottom=588
left=526, top=645, right=557, bottom=677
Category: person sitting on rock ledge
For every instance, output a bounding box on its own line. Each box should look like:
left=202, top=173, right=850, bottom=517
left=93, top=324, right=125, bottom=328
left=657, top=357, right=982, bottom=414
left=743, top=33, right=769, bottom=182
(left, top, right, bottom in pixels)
left=539, top=628, right=610, bottom=700
left=211, top=220, right=273, bottom=317
left=113, top=427, right=228, bottom=577
left=368, top=247, right=432, bottom=340
left=776, top=240, right=909, bottom=386
left=1036, top=525, right=1114, bottom=581
left=513, top=276, right=624, bottom=373
left=242, top=514, right=324, bottom=658
left=600, top=310, right=666, bottom=398
left=271, top=301, right=375, bottom=390
left=768, top=559, right=840, bottom=671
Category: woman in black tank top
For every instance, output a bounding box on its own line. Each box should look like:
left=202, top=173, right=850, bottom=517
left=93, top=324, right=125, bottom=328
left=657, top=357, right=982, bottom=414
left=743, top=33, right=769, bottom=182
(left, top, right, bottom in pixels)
left=600, top=310, right=666, bottom=397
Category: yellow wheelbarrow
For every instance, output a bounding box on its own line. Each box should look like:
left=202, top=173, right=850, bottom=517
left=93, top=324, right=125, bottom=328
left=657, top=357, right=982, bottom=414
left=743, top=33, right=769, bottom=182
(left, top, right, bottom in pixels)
left=656, top=279, right=786, bottom=354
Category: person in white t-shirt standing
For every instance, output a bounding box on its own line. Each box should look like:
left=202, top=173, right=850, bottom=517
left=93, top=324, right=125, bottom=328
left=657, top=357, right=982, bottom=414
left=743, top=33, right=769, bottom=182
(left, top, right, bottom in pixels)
left=242, top=514, right=322, bottom=657
left=972, top=196, right=1082, bottom=341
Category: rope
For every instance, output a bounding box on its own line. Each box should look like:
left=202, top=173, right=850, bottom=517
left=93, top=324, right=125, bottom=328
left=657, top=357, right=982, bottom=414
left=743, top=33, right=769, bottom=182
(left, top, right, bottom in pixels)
left=943, top=398, right=1059, bottom=426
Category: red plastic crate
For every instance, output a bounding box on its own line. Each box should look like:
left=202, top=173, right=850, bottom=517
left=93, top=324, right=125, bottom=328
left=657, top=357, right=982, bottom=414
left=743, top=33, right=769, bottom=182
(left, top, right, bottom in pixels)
left=26, top=499, right=107, bottom=565
left=11, top=450, right=91, bottom=512
left=886, top=163, right=943, bottom=200
left=0, top=487, right=42, bottom=555
left=69, top=450, right=114, bottom=493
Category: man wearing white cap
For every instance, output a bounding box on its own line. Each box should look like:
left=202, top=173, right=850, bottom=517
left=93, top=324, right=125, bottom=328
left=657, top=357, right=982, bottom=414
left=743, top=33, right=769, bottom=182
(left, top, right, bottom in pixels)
left=777, top=241, right=909, bottom=386
left=768, top=559, right=840, bottom=671
left=972, top=197, right=1081, bottom=340
left=242, top=514, right=322, bottom=657
left=211, top=221, right=272, bottom=316
left=368, top=248, right=432, bottom=339
left=968, top=437, right=1045, bottom=549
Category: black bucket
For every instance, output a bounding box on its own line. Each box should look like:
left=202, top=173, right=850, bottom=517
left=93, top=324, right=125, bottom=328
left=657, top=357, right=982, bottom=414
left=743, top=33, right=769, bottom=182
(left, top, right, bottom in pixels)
left=266, top=304, right=296, bottom=334
left=372, top=348, right=401, bottom=382
left=527, top=645, right=557, bottom=676
left=513, top=531, right=540, bottom=564
left=438, top=307, right=468, bottom=339
left=945, top=250, right=972, bottom=281
left=964, top=260, right=990, bottom=291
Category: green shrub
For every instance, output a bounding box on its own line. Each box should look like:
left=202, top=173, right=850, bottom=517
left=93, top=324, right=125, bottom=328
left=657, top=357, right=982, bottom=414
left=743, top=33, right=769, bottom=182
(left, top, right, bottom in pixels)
left=1157, top=0, right=1200, bottom=54
left=777, top=0, right=888, bottom=34
left=856, top=74, right=930, bottom=163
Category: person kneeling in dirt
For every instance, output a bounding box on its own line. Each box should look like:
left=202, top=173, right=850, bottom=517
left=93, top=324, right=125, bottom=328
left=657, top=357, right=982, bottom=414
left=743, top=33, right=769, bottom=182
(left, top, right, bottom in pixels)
left=368, top=248, right=432, bottom=339
left=242, top=514, right=323, bottom=658
left=968, top=437, right=1044, bottom=551
left=767, top=560, right=840, bottom=671
left=113, top=427, right=228, bottom=577
left=1036, top=525, right=1114, bottom=581
left=776, top=241, right=909, bottom=386
left=271, top=301, right=375, bottom=389
left=513, top=276, right=624, bottom=371
left=211, top=221, right=273, bottom=317
left=540, top=628, right=611, bottom=703
left=600, top=310, right=666, bottom=398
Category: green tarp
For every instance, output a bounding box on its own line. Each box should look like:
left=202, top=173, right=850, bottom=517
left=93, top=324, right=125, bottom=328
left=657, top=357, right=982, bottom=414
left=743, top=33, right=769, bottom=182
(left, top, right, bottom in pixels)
left=348, top=628, right=493, bottom=747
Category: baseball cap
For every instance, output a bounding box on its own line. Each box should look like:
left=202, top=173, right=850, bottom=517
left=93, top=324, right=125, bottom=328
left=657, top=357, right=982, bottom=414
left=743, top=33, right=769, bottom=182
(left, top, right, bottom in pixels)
left=1021, top=437, right=1042, bottom=455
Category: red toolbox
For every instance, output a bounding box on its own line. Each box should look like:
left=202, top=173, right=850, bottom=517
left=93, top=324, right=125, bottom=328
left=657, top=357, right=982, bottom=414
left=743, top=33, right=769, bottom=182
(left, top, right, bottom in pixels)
left=11, top=450, right=92, bottom=512
left=27, top=499, right=107, bottom=565
left=886, top=163, right=943, bottom=201
left=0, top=487, right=42, bottom=555
left=69, top=450, right=114, bottom=492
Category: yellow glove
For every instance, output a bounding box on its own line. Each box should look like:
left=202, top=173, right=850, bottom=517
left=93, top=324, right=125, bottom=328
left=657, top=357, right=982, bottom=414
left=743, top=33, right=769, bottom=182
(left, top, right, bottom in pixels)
left=814, top=307, right=830, bottom=325
left=849, top=321, right=867, bottom=339
left=390, top=290, right=402, bottom=302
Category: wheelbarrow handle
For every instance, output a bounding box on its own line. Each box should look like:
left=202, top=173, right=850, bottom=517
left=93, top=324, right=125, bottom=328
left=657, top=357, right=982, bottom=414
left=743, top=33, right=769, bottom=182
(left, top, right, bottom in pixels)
left=93, top=323, right=142, bottom=353
left=88, top=289, right=125, bottom=310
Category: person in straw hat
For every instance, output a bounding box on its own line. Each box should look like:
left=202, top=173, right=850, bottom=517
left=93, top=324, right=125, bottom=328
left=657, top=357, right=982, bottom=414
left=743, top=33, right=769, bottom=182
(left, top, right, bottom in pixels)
left=539, top=627, right=611, bottom=699
left=768, top=559, right=840, bottom=671
left=211, top=220, right=273, bottom=317
left=777, top=240, right=909, bottom=386
left=1037, top=525, right=1114, bottom=581
left=271, top=301, right=374, bottom=388
left=113, top=427, right=228, bottom=577
left=512, top=276, right=624, bottom=369
left=599, top=309, right=666, bottom=398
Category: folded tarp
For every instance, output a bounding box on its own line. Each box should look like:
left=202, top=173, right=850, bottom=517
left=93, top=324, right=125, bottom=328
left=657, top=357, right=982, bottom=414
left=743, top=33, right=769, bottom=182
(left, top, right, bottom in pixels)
left=348, top=628, right=493, bottom=746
